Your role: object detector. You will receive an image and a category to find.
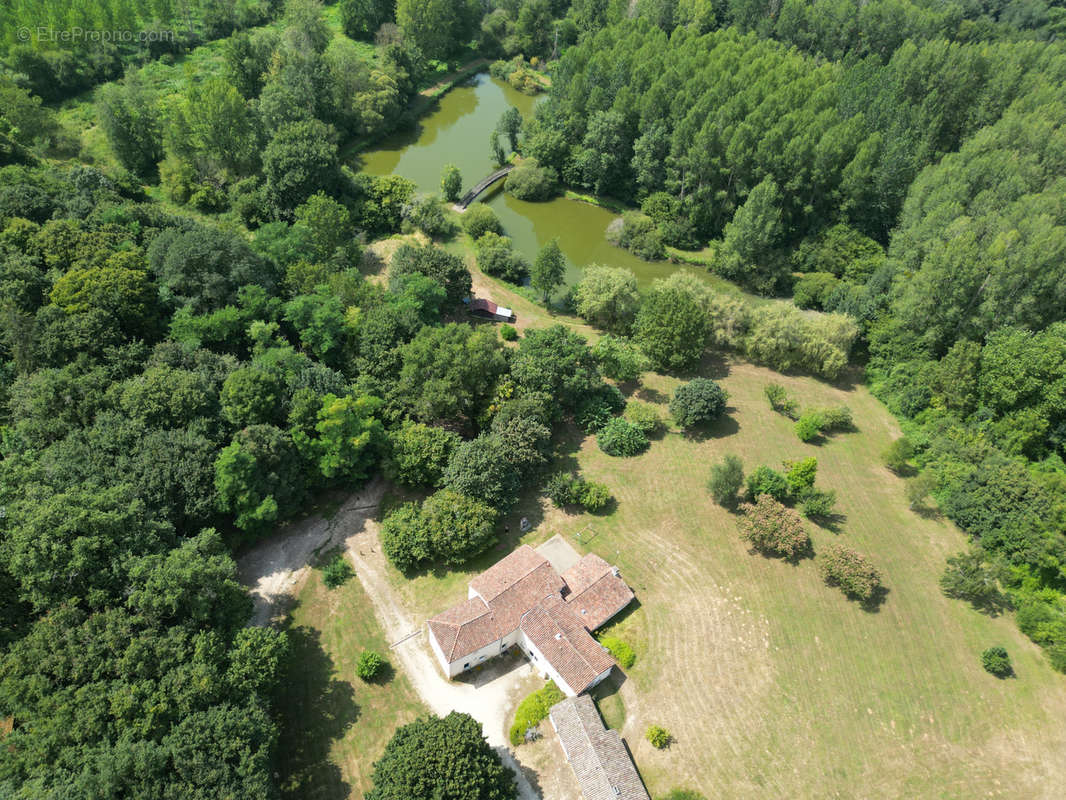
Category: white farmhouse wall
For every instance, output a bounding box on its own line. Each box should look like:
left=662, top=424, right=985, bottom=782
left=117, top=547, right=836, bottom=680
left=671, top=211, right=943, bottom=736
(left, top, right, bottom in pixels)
left=519, top=631, right=578, bottom=696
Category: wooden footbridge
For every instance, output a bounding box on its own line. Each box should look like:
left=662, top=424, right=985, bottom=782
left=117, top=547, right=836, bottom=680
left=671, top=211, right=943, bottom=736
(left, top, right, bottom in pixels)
left=457, top=165, right=514, bottom=209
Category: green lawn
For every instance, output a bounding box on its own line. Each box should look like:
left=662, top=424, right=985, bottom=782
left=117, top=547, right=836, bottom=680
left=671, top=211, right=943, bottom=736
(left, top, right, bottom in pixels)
left=376, top=257, right=1066, bottom=798
left=275, top=562, right=426, bottom=800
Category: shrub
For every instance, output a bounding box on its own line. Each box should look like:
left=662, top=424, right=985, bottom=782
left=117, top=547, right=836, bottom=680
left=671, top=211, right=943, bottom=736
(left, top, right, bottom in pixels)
left=783, top=457, right=818, bottom=498
left=545, top=471, right=581, bottom=506
left=509, top=682, right=565, bottom=746
left=793, top=271, right=840, bottom=310
left=764, top=383, right=798, bottom=419
left=422, top=490, right=498, bottom=567
left=321, top=554, right=354, bottom=588
left=607, top=212, right=665, bottom=261
left=385, top=421, right=461, bottom=488
left=634, top=283, right=710, bottom=371
left=624, top=401, right=662, bottom=435
left=406, top=196, right=457, bottom=239
left=599, top=636, right=635, bottom=668
left=476, top=231, right=529, bottom=283
left=380, top=502, right=432, bottom=573
left=709, top=455, right=745, bottom=507
left=906, top=471, right=938, bottom=509
left=819, top=543, right=883, bottom=600
left=816, top=405, right=853, bottom=432
left=801, top=489, right=837, bottom=520
left=661, top=791, right=707, bottom=800
left=670, top=379, right=729, bottom=429
left=576, top=383, right=626, bottom=433
left=591, top=335, right=650, bottom=382
left=440, top=164, right=462, bottom=203
left=500, top=324, right=518, bottom=341
left=463, top=203, right=502, bottom=240
left=597, top=417, right=649, bottom=457
left=646, top=725, right=672, bottom=749
left=981, top=646, right=1012, bottom=677
left=545, top=472, right=612, bottom=512
left=746, top=466, right=789, bottom=501
left=744, top=304, right=858, bottom=380
left=356, top=649, right=385, bottom=681
left=738, top=494, right=811, bottom=559
left=504, top=160, right=558, bottom=201
left=883, top=437, right=915, bottom=473
left=795, top=412, right=824, bottom=442
left=573, top=265, right=640, bottom=334
left=578, top=481, right=612, bottom=512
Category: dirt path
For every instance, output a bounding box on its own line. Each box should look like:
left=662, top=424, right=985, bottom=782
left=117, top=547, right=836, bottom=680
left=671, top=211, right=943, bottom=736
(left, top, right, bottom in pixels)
left=237, top=482, right=544, bottom=800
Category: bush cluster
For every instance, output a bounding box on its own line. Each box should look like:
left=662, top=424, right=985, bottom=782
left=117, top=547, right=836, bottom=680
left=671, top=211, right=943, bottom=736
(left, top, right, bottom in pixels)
left=462, top=203, right=502, bottom=240
left=504, top=160, right=558, bottom=201
left=509, top=682, right=565, bottom=746
left=544, top=471, right=612, bottom=512
left=764, top=383, right=799, bottom=419
left=381, top=490, right=497, bottom=573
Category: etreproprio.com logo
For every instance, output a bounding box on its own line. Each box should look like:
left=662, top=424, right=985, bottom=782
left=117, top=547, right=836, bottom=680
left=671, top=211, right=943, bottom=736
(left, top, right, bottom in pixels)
left=17, top=26, right=176, bottom=44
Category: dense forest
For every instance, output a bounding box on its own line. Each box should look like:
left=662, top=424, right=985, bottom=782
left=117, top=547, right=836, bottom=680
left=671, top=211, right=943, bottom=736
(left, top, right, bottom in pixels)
left=1, top=0, right=1065, bottom=797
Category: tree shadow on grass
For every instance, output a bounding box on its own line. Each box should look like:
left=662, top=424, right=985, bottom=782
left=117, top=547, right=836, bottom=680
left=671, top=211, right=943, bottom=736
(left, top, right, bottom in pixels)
left=859, top=584, right=890, bottom=613
left=634, top=386, right=668, bottom=405
left=807, top=511, right=847, bottom=533
left=679, top=408, right=741, bottom=441
left=276, top=624, right=360, bottom=800
left=747, top=542, right=815, bottom=567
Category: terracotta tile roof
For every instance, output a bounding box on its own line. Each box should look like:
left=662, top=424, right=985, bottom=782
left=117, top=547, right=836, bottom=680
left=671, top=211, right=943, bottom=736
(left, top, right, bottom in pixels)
left=427, top=596, right=498, bottom=662
left=471, top=545, right=566, bottom=637
left=550, top=695, right=651, bottom=800
left=521, top=595, right=614, bottom=694
left=470, top=545, right=554, bottom=600
left=563, top=555, right=636, bottom=631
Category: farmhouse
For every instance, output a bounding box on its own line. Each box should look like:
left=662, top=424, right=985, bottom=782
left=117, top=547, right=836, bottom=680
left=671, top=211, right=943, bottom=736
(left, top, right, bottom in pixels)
left=427, top=545, right=635, bottom=695
left=550, top=694, right=651, bottom=800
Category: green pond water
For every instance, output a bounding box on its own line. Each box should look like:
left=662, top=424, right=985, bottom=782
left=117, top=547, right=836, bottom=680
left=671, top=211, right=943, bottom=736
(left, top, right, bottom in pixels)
left=355, top=73, right=709, bottom=290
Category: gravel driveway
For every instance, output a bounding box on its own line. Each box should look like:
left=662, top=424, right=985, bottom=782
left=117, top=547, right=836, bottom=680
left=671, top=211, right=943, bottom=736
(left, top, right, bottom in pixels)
left=237, top=481, right=543, bottom=799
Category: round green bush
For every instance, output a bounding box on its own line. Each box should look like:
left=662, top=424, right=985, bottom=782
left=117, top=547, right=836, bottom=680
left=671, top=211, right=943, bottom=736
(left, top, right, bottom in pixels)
left=500, top=324, right=518, bottom=341
left=981, top=646, right=1012, bottom=677
left=669, top=378, right=729, bottom=429
left=463, top=203, right=502, bottom=240
left=794, top=412, right=824, bottom=442
left=578, top=481, right=612, bottom=512
left=321, top=554, right=354, bottom=588
left=596, top=417, right=649, bottom=457
left=646, top=724, right=672, bottom=749
left=356, top=649, right=385, bottom=681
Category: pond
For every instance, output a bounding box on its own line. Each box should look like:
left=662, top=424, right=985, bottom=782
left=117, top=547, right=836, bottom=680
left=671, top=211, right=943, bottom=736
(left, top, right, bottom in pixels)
left=354, top=72, right=712, bottom=291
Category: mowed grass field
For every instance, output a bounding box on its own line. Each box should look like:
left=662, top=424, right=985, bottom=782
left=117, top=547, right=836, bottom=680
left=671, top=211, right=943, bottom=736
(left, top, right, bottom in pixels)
left=384, top=263, right=1066, bottom=799
left=276, top=565, right=426, bottom=800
